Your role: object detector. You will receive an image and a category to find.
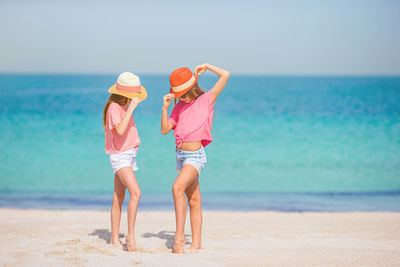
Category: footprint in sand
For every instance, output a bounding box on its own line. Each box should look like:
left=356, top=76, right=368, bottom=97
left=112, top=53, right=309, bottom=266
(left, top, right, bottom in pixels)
left=66, top=256, right=85, bottom=266
left=13, top=251, right=28, bottom=259
left=44, top=250, right=66, bottom=257
left=56, top=239, right=81, bottom=246
left=82, top=244, right=115, bottom=256
left=52, top=239, right=116, bottom=256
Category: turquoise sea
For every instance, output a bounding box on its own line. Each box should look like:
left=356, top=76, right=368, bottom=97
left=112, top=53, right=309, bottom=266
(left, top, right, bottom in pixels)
left=0, top=74, right=399, bottom=211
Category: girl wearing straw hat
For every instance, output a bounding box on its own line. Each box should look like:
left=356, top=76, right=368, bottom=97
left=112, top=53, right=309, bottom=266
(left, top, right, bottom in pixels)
left=103, top=72, right=147, bottom=251
left=161, top=63, right=230, bottom=253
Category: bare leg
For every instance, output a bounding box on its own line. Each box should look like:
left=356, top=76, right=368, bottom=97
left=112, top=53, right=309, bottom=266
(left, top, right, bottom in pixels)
left=111, top=173, right=126, bottom=249
left=115, top=166, right=141, bottom=252
left=185, top=178, right=202, bottom=249
left=172, top=164, right=199, bottom=254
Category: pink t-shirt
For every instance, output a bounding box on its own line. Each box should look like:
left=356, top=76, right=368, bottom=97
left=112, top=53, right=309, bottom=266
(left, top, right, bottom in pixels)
left=105, top=102, right=140, bottom=154
left=168, top=90, right=215, bottom=148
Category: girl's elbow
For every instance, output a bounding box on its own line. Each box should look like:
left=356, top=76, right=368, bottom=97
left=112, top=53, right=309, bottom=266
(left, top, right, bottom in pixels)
left=161, top=129, right=169, bottom=135
left=223, top=71, right=230, bottom=78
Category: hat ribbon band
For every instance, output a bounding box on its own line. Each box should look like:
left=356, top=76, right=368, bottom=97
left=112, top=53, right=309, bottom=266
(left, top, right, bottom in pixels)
left=116, top=83, right=142, bottom=93
left=171, top=75, right=196, bottom=92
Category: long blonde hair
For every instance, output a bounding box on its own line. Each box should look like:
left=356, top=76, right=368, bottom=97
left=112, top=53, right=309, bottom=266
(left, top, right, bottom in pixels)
left=103, top=94, right=130, bottom=126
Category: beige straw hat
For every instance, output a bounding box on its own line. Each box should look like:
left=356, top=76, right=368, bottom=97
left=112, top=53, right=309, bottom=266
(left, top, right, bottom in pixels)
left=108, top=72, right=147, bottom=100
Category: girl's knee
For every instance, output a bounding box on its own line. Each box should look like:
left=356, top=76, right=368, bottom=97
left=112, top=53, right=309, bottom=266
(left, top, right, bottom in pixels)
left=136, top=190, right=141, bottom=200
left=172, top=182, right=184, bottom=196
left=129, top=189, right=141, bottom=202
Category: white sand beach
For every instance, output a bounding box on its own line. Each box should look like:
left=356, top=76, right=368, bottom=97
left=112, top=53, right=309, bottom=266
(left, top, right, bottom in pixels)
left=1, top=209, right=400, bottom=266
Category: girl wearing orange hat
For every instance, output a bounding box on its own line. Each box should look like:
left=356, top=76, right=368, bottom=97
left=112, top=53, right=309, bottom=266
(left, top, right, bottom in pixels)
left=103, top=72, right=147, bottom=251
left=161, top=63, right=230, bottom=253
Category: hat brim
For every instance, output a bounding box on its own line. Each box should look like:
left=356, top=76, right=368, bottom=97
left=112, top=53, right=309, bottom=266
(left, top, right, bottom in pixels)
left=170, top=76, right=198, bottom=98
left=108, top=84, right=147, bottom=100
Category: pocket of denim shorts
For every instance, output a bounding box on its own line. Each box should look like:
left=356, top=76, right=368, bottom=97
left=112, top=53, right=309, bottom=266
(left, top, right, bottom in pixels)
left=176, top=153, right=185, bottom=162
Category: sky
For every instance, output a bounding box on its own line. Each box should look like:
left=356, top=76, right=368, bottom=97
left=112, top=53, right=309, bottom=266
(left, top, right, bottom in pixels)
left=0, top=0, right=399, bottom=75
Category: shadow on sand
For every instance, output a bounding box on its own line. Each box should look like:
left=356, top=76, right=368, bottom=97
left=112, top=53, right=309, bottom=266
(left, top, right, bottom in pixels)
left=142, top=231, right=191, bottom=249
left=89, top=229, right=124, bottom=244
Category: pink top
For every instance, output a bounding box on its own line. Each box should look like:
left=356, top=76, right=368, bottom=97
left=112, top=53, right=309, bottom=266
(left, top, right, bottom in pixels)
left=105, top=102, right=140, bottom=154
left=168, top=90, right=215, bottom=148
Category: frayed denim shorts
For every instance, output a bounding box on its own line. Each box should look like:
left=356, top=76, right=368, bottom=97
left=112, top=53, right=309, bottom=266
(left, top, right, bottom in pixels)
left=176, top=146, right=207, bottom=175
left=109, top=147, right=138, bottom=173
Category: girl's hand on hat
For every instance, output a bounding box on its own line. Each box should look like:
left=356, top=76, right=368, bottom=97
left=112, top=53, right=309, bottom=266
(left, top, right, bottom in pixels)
left=163, top=93, right=174, bottom=109
left=129, top=97, right=141, bottom=110
left=195, top=63, right=208, bottom=76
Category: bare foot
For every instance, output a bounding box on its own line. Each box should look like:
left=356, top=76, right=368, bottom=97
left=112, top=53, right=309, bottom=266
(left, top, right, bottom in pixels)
left=172, top=238, right=186, bottom=254
left=126, top=237, right=137, bottom=252
left=111, top=240, right=124, bottom=250
left=189, top=244, right=201, bottom=250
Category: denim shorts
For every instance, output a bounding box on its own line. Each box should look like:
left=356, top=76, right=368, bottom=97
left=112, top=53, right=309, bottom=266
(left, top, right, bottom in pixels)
left=176, top=146, right=207, bottom=175
left=109, top=147, right=138, bottom=173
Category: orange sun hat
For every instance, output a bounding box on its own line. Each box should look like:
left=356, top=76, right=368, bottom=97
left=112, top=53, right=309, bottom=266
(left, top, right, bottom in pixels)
left=169, top=67, right=198, bottom=98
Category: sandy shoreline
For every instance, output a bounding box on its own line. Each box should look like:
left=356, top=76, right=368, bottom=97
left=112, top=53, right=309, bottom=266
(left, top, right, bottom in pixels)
left=1, top=209, right=400, bottom=266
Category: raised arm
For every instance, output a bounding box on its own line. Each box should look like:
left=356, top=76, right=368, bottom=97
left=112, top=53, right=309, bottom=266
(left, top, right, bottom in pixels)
left=161, top=93, right=175, bottom=135
left=115, top=97, right=141, bottom=136
left=195, top=63, right=230, bottom=104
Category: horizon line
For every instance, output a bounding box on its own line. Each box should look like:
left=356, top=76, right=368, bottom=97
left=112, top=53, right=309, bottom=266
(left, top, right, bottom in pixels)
left=1, top=72, right=400, bottom=77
